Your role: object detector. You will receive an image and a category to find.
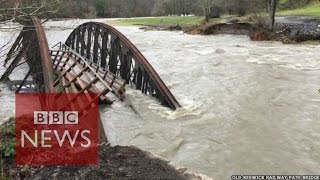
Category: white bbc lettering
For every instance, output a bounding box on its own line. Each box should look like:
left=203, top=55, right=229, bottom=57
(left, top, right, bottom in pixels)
left=33, top=111, right=79, bottom=124
left=54, top=130, right=79, bottom=147
left=21, top=130, right=38, bottom=147
left=49, top=111, right=63, bottom=125
left=41, top=130, right=52, bottom=148
left=21, top=129, right=92, bottom=148
left=34, top=111, right=48, bottom=124
left=80, top=130, right=91, bottom=148
left=64, top=111, right=79, bottom=124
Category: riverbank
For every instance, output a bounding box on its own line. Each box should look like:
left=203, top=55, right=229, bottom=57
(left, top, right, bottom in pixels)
left=0, top=119, right=210, bottom=180
left=2, top=144, right=207, bottom=180
left=185, top=16, right=320, bottom=44
left=110, top=15, right=320, bottom=44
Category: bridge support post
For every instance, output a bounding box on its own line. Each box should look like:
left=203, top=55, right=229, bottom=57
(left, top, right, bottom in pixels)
left=98, top=116, right=108, bottom=143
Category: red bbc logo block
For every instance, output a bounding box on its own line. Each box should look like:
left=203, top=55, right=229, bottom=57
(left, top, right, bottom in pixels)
left=15, top=93, right=98, bottom=165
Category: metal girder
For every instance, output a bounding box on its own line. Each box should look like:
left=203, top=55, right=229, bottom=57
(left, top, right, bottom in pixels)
left=0, top=16, right=55, bottom=93
left=65, top=22, right=181, bottom=110
left=1, top=17, right=180, bottom=110
left=31, top=16, right=55, bottom=93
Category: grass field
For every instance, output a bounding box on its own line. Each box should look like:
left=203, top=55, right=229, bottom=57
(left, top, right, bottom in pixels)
left=109, top=2, right=320, bottom=27
left=111, top=16, right=203, bottom=26
left=277, top=1, right=320, bottom=16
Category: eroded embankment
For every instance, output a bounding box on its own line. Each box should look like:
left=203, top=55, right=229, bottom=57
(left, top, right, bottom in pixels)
left=140, top=16, right=320, bottom=44
left=186, top=16, right=320, bottom=44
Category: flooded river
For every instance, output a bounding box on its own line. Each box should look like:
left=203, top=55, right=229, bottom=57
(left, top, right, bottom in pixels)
left=1, top=19, right=320, bottom=179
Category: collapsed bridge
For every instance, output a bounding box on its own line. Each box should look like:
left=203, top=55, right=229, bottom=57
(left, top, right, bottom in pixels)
left=0, top=16, right=180, bottom=111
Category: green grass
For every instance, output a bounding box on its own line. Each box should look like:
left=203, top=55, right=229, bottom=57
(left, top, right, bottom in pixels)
left=112, top=16, right=203, bottom=26
left=277, top=1, right=320, bottom=16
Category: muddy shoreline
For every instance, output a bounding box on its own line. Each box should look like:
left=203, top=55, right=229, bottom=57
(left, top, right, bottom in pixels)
left=0, top=118, right=209, bottom=180
left=2, top=143, right=209, bottom=180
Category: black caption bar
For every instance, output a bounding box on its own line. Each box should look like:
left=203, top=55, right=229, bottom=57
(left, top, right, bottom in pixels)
left=231, top=175, right=320, bottom=180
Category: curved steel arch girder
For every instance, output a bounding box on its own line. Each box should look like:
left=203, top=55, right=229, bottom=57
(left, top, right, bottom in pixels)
left=65, top=22, right=181, bottom=110
left=31, top=16, right=55, bottom=93
left=1, top=16, right=55, bottom=93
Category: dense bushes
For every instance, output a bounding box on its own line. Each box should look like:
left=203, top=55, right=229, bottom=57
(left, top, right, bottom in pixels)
left=0, top=117, right=15, bottom=158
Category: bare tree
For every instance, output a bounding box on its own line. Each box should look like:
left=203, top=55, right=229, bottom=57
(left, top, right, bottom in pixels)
left=199, top=0, right=214, bottom=21
left=0, top=0, right=71, bottom=24
left=0, top=0, right=72, bottom=60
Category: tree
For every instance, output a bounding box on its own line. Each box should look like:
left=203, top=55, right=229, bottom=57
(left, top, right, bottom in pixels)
left=0, top=0, right=72, bottom=24
left=199, top=0, right=224, bottom=20
left=151, top=0, right=198, bottom=16
left=268, top=0, right=276, bottom=30
left=200, top=0, right=214, bottom=20
left=151, top=0, right=167, bottom=16
left=96, top=0, right=107, bottom=17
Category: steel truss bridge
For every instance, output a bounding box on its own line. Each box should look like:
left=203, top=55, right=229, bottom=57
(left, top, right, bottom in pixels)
left=1, top=17, right=181, bottom=142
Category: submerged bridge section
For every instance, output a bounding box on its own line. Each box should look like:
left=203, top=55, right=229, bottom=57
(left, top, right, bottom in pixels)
left=0, top=17, right=181, bottom=110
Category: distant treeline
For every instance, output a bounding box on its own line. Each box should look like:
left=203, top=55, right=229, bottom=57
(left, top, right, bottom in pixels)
left=73, top=0, right=266, bottom=18
left=70, top=0, right=315, bottom=18
left=0, top=0, right=315, bottom=22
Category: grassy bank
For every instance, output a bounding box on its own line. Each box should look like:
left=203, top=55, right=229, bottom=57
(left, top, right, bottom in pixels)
left=277, top=1, right=320, bottom=16
left=111, top=16, right=203, bottom=26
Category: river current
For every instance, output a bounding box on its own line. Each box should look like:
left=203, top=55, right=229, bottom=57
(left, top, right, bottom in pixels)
left=1, top=19, right=320, bottom=179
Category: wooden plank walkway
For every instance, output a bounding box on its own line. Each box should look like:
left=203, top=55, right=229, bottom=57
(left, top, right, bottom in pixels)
left=50, top=49, right=127, bottom=143
left=50, top=50, right=126, bottom=107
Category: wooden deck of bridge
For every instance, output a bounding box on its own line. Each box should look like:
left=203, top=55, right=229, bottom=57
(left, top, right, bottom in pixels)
left=50, top=49, right=126, bottom=107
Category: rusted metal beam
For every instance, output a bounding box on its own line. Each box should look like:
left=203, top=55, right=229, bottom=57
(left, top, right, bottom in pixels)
left=100, top=31, right=108, bottom=69
left=0, top=41, right=30, bottom=81
left=86, top=25, right=92, bottom=60
left=2, top=17, right=55, bottom=94
left=4, top=32, right=24, bottom=66
left=15, top=69, right=32, bottom=93
left=93, top=25, right=100, bottom=64
left=31, top=16, right=55, bottom=93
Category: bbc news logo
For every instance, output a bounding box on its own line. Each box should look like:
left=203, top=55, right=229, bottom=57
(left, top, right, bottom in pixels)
left=33, top=111, right=79, bottom=125
left=21, top=111, right=90, bottom=148
left=15, top=93, right=98, bottom=165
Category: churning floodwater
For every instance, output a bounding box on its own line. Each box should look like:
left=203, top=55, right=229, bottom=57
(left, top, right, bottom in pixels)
left=1, top=19, right=320, bottom=179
